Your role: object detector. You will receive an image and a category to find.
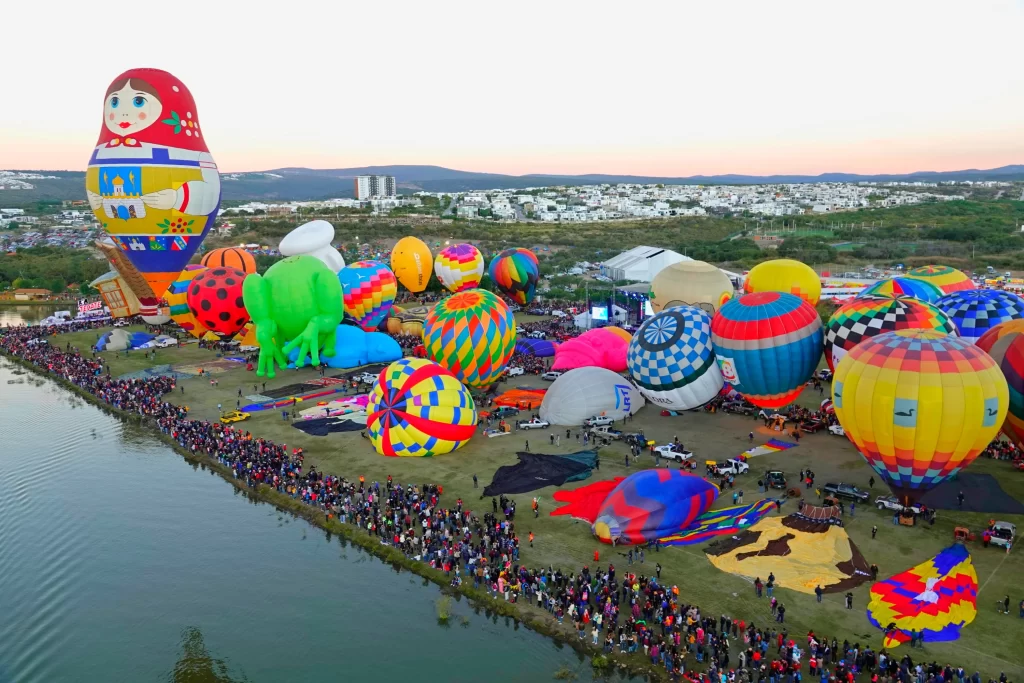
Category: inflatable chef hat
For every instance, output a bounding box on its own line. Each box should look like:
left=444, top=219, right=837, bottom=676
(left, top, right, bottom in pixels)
left=279, top=220, right=346, bottom=273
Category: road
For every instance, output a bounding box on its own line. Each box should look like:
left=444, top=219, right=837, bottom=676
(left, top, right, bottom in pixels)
left=442, top=195, right=457, bottom=216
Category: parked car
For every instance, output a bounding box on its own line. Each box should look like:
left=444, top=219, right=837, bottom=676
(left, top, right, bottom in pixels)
left=624, top=433, right=654, bottom=449
left=551, top=310, right=568, bottom=318
left=817, top=369, right=833, bottom=382
left=654, top=444, right=694, bottom=463
left=516, top=326, right=526, bottom=334
left=875, top=496, right=923, bottom=514
left=529, top=331, right=547, bottom=339
left=988, top=521, right=1016, bottom=549
left=722, top=401, right=755, bottom=416
left=491, top=406, right=520, bottom=418
left=828, top=424, right=845, bottom=437
left=713, top=459, right=750, bottom=476
left=219, top=410, right=251, bottom=424
left=823, top=482, right=870, bottom=503
left=799, top=419, right=825, bottom=433
left=589, top=424, right=623, bottom=440
left=505, top=366, right=525, bottom=377
left=765, top=470, right=787, bottom=489
left=154, top=337, right=178, bottom=348
left=519, top=417, right=550, bottom=430
left=584, top=415, right=613, bottom=427
left=541, top=371, right=563, bottom=381
left=354, top=372, right=378, bottom=384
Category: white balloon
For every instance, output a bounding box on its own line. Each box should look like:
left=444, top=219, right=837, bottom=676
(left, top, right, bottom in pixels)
left=539, top=367, right=645, bottom=425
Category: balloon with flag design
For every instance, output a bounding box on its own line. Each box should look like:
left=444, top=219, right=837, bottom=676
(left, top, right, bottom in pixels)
left=976, top=319, right=1024, bottom=449
left=488, top=248, right=540, bottom=306
left=434, top=243, right=484, bottom=293
left=366, top=358, right=478, bottom=457
left=866, top=543, right=978, bottom=648
left=339, top=260, right=398, bottom=331
left=423, top=289, right=517, bottom=388
left=87, top=68, right=221, bottom=318
left=710, top=291, right=823, bottom=408
left=832, top=329, right=1008, bottom=503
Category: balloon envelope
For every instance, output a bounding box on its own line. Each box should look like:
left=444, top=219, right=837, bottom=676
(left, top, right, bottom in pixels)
left=743, top=259, right=821, bottom=306
left=391, top=236, right=432, bottom=292
left=366, top=358, right=478, bottom=456
left=516, top=338, right=558, bottom=357
left=87, top=69, right=220, bottom=304
left=904, top=265, right=974, bottom=294
left=628, top=306, right=724, bottom=410
left=976, top=319, right=1024, bottom=448
left=593, top=469, right=718, bottom=545
left=540, top=367, right=646, bottom=425
left=650, top=260, right=734, bottom=314
left=711, top=292, right=823, bottom=408
left=201, top=247, right=256, bottom=273
left=551, top=328, right=629, bottom=372
left=824, top=296, right=956, bottom=372
left=935, top=289, right=1024, bottom=344
left=339, top=260, right=398, bottom=331
left=423, top=289, right=517, bottom=388
left=186, top=266, right=249, bottom=337
left=434, top=243, right=484, bottom=293
left=488, top=248, right=540, bottom=306
left=858, top=277, right=943, bottom=304
left=832, top=329, right=1008, bottom=502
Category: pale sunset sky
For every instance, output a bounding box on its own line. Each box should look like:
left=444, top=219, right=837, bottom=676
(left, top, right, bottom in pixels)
left=3, top=0, right=1024, bottom=176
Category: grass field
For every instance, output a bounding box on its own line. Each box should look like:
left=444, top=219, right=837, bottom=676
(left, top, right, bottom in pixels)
left=56, top=322, right=1024, bottom=677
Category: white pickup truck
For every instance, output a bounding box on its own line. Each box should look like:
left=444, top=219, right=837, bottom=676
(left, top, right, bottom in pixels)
left=654, top=445, right=694, bottom=463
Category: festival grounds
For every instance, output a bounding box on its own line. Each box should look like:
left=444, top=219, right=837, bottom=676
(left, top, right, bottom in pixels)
left=55, top=319, right=1024, bottom=678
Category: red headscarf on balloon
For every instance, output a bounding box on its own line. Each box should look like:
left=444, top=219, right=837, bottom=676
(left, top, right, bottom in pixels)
left=96, top=68, right=209, bottom=152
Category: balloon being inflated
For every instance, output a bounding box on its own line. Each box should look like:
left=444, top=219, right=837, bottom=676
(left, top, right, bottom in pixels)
left=86, top=68, right=221, bottom=315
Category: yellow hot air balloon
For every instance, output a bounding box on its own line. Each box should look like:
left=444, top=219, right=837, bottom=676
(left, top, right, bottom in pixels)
left=391, top=237, right=432, bottom=293
left=744, top=259, right=821, bottom=306
left=832, top=329, right=1007, bottom=503
left=650, top=260, right=734, bottom=314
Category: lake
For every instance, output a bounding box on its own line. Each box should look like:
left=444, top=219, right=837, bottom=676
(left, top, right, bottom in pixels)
left=0, top=307, right=615, bottom=682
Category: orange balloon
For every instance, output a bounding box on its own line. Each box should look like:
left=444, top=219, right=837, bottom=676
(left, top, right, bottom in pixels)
left=391, top=237, right=432, bottom=292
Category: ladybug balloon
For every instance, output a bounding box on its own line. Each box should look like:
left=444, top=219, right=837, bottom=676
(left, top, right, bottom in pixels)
left=186, top=266, right=249, bottom=337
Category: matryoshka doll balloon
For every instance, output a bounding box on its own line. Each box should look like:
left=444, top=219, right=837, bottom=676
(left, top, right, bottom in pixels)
left=86, top=68, right=221, bottom=317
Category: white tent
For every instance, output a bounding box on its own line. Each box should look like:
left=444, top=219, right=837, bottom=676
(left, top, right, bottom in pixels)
left=600, top=246, right=689, bottom=283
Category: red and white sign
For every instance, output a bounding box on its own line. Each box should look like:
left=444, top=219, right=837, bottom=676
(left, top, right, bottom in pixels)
left=78, top=299, right=104, bottom=314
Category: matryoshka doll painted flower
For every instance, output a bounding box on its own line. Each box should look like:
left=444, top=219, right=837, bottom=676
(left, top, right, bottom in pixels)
left=85, top=68, right=221, bottom=315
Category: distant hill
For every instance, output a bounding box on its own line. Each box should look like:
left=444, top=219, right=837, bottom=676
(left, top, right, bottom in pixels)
left=5, top=164, right=1024, bottom=204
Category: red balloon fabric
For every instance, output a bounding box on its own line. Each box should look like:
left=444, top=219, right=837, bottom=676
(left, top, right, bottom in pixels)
left=186, top=266, right=249, bottom=337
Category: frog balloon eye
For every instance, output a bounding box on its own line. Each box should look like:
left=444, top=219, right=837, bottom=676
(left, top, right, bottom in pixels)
left=110, top=96, right=120, bottom=108
left=132, top=96, right=146, bottom=108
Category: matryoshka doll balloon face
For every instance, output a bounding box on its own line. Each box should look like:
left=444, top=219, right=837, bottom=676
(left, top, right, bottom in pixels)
left=104, top=80, right=162, bottom=137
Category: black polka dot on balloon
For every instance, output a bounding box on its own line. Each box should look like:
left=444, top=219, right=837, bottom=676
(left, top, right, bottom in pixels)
left=236, top=317, right=245, bottom=325
left=190, top=284, right=200, bottom=295
left=216, top=288, right=228, bottom=300
left=190, top=307, right=199, bottom=317
left=201, top=300, right=211, bottom=311
left=219, top=312, right=230, bottom=321
left=205, top=278, right=217, bottom=287
left=236, top=297, right=244, bottom=308
left=213, top=268, right=226, bottom=276
left=204, top=320, right=216, bottom=329
left=225, top=278, right=236, bottom=286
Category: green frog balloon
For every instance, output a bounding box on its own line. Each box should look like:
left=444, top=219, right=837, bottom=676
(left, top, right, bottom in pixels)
left=242, top=255, right=344, bottom=378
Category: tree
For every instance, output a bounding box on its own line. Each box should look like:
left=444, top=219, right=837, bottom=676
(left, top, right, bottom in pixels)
left=49, top=277, right=66, bottom=294
left=79, top=283, right=95, bottom=296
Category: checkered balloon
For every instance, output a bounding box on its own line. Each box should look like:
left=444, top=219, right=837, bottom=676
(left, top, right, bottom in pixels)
left=935, top=289, right=1024, bottom=344
left=423, top=289, right=517, bottom=388
left=824, top=296, right=956, bottom=371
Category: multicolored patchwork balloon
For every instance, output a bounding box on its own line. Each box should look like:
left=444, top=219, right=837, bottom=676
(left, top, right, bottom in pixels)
left=166, top=264, right=210, bottom=338
left=866, top=544, right=978, bottom=649
left=488, top=248, right=539, bottom=306
left=434, top=243, right=484, bottom=293
left=935, top=289, right=1024, bottom=344
left=858, top=277, right=943, bottom=304
left=832, top=329, right=1008, bottom=502
left=593, top=469, right=718, bottom=545
left=423, top=289, right=517, bottom=388
left=976, top=319, right=1024, bottom=448
left=710, top=292, right=823, bottom=408
left=824, top=296, right=956, bottom=371
left=339, top=260, right=398, bottom=331
left=628, top=306, right=724, bottom=410
left=366, top=358, right=478, bottom=457
left=904, top=265, right=974, bottom=294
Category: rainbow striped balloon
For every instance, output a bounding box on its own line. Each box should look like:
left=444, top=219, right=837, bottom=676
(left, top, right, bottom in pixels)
left=339, top=260, right=398, bottom=331
left=824, top=296, right=956, bottom=371
left=833, top=329, right=1008, bottom=501
left=434, top=243, right=484, bottom=293
left=904, top=265, right=974, bottom=294
left=423, top=289, right=517, bottom=388
left=976, top=319, right=1024, bottom=448
left=367, top=358, right=478, bottom=457
left=488, top=248, right=539, bottom=306
left=710, top=291, right=823, bottom=408
left=858, top=277, right=944, bottom=303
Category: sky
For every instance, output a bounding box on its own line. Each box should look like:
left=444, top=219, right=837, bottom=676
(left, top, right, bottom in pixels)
left=4, top=0, right=1024, bottom=177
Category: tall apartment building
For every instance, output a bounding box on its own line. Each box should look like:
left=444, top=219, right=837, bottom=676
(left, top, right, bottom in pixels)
left=354, top=175, right=397, bottom=200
